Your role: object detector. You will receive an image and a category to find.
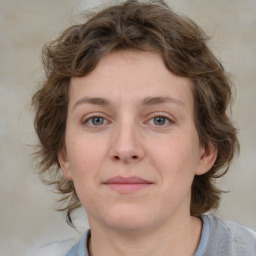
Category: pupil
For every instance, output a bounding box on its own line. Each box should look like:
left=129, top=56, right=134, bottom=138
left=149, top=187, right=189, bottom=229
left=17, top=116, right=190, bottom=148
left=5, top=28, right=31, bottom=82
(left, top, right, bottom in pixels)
left=154, top=117, right=165, bottom=125
left=92, top=117, right=103, bottom=125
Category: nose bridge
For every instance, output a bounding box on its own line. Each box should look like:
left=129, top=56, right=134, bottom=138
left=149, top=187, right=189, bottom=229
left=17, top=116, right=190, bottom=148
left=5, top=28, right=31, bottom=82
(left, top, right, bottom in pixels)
left=110, top=116, right=144, bottom=162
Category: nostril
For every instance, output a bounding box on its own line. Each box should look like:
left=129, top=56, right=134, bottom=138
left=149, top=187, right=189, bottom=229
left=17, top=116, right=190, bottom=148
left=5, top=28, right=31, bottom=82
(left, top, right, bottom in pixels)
left=113, top=155, right=138, bottom=160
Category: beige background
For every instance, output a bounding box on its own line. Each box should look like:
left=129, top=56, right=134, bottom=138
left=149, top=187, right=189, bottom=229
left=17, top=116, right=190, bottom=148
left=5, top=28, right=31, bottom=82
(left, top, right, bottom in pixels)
left=1, top=0, right=255, bottom=255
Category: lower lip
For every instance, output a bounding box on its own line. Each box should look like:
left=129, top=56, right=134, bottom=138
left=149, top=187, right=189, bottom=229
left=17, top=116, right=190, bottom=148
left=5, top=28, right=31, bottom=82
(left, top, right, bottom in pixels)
left=104, top=183, right=152, bottom=193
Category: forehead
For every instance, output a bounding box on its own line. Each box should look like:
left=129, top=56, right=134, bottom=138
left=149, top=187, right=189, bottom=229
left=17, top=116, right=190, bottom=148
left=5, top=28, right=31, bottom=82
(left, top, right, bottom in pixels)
left=69, top=50, right=194, bottom=109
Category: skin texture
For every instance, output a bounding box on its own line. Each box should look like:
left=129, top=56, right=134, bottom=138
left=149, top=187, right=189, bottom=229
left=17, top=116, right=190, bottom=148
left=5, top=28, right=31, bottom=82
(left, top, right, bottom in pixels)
left=59, top=50, right=217, bottom=256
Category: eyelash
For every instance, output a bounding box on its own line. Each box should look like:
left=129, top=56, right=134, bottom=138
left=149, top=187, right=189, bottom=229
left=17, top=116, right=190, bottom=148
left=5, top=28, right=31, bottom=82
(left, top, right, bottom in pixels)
left=82, top=115, right=109, bottom=127
left=82, top=114, right=174, bottom=128
left=146, top=114, right=173, bottom=127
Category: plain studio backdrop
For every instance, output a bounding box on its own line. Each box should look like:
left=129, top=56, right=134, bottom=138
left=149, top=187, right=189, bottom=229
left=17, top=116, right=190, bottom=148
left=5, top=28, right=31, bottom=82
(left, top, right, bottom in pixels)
left=0, top=0, right=255, bottom=255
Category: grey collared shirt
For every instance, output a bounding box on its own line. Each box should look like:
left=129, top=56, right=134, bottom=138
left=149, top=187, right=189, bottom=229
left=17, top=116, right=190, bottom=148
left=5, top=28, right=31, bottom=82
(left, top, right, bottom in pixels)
left=65, top=215, right=256, bottom=256
left=31, top=214, right=256, bottom=256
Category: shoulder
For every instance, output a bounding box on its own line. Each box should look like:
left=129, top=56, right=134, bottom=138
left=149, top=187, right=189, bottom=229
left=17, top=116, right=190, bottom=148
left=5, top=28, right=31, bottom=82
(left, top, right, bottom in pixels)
left=205, top=214, right=256, bottom=255
left=208, top=214, right=256, bottom=241
left=26, top=238, right=79, bottom=256
left=65, top=231, right=90, bottom=256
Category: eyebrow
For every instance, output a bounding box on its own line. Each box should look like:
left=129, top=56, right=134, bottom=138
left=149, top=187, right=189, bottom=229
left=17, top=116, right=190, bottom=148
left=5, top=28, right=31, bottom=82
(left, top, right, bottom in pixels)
left=142, top=96, right=184, bottom=106
left=73, top=96, right=184, bottom=110
left=73, top=97, right=111, bottom=110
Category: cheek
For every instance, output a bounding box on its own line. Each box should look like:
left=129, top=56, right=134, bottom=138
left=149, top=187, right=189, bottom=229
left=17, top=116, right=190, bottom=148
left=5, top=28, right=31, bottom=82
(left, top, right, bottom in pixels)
left=150, top=135, right=200, bottom=207
left=67, top=138, right=105, bottom=180
left=66, top=140, right=105, bottom=206
left=148, top=132, right=200, bottom=181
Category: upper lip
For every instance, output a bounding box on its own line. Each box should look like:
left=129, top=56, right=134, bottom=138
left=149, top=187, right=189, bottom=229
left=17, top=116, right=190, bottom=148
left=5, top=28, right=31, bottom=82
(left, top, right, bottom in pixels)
left=103, top=176, right=152, bottom=184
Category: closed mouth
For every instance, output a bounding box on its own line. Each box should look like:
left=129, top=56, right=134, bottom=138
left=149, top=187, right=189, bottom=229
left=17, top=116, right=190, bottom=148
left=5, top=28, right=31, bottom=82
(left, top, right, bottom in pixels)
left=103, top=176, right=153, bottom=193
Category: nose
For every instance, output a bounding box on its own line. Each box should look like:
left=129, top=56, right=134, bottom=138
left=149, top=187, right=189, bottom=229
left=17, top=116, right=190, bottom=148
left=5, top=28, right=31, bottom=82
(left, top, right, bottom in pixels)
left=109, top=121, right=145, bottom=163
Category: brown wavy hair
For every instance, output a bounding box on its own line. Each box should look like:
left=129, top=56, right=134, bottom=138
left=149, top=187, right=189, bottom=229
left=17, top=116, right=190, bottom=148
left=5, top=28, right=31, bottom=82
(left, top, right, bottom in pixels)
left=32, top=0, right=239, bottom=226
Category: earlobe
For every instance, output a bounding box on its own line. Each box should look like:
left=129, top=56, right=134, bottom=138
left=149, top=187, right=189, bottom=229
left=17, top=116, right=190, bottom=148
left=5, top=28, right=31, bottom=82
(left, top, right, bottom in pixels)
left=58, top=149, right=73, bottom=181
left=195, top=143, right=218, bottom=175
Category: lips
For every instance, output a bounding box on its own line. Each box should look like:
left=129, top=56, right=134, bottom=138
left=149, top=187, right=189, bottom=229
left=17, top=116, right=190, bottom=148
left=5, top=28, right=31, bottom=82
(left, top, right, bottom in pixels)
left=103, top=176, right=153, bottom=193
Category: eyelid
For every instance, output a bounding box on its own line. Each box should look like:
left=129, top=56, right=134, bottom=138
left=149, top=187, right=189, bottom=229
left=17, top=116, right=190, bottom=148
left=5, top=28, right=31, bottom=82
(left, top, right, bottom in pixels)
left=146, top=112, right=175, bottom=121
left=81, top=113, right=111, bottom=126
left=145, top=112, right=175, bottom=126
left=80, top=112, right=175, bottom=127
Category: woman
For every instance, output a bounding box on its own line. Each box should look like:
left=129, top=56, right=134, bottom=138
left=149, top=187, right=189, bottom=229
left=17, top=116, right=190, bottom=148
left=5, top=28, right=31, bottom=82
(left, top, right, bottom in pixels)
left=32, top=1, right=256, bottom=255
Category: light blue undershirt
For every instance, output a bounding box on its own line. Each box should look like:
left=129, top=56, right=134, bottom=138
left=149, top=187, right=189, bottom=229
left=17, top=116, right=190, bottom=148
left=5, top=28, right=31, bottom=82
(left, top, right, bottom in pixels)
left=194, top=215, right=210, bottom=256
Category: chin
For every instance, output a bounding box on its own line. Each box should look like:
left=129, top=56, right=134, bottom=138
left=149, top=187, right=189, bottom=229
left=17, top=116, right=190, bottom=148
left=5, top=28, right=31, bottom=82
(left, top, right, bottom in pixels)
left=103, top=206, right=156, bottom=232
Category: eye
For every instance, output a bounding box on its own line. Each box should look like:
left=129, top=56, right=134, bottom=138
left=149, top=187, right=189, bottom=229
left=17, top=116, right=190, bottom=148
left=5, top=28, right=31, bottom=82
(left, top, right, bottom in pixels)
left=148, top=115, right=172, bottom=126
left=83, top=116, right=108, bottom=127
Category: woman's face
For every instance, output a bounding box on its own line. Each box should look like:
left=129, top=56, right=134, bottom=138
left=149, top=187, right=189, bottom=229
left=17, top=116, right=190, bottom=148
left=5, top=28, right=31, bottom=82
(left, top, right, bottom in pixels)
left=59, top=50, right=216, bottom=232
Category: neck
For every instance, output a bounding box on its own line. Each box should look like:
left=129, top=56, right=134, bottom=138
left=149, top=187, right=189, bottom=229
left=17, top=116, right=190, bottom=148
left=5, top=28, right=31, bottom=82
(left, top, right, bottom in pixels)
left=88, top=215, right=203, bottom=256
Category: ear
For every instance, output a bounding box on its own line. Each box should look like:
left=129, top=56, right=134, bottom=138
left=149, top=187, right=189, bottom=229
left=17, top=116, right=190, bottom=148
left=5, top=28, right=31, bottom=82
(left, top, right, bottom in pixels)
left=195, top=143, right=217, bottom=175
left=58, top=148, right=73, bottom=181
